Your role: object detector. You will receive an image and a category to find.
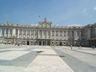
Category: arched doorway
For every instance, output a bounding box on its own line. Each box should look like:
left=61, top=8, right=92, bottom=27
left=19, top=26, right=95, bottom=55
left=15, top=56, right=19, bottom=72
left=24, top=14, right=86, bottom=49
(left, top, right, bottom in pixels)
left=47, top=41, right=50, bottom=45
left=27, top=41, right=29, bottom=45
left=43, top=41, right=44, bottom=45
left=39, top=41, right=41, bottom=45
left=60, top=42, right=62, bottom=46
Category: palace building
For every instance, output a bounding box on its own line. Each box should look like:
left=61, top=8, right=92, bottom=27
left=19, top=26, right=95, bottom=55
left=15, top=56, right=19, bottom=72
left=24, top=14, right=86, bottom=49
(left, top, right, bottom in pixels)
left=0, top=18, right=96, bottom=47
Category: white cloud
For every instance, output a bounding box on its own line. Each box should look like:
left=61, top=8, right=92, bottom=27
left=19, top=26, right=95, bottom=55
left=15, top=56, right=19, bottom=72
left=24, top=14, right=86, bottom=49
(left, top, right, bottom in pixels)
left=68, top=24, right=81, bottom=27
left=93, top=6, right=96, bottom=11
left=31, top=24, right=38, bottom=26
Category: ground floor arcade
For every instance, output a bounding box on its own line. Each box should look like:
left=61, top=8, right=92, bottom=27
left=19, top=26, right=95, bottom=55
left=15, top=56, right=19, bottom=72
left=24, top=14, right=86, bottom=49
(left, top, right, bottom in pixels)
left=0, top=38, right=93, bottom=47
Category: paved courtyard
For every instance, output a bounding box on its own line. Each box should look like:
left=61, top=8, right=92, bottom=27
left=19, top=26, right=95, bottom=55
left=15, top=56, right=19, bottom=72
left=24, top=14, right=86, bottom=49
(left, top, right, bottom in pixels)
left=0, top=45, right=96, bottom=72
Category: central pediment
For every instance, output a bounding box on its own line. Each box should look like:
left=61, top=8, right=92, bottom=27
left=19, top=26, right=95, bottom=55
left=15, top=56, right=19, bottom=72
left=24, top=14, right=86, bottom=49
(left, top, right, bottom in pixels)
left=38, top=18, right=52, bottom=28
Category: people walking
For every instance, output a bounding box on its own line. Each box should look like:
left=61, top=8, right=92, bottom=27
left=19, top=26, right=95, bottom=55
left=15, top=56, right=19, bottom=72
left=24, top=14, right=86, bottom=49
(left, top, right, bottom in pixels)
left=71, top=45, right=72, bottom=50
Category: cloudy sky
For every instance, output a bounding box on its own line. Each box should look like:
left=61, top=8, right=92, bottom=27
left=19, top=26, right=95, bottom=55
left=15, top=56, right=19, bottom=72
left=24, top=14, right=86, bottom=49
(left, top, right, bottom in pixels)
left=0, top=0, right=96, bottom=26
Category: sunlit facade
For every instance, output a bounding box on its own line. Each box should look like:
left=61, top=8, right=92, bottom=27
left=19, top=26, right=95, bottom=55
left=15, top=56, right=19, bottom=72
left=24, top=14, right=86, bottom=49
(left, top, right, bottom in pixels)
left=0, top=18, right=96, bottom=46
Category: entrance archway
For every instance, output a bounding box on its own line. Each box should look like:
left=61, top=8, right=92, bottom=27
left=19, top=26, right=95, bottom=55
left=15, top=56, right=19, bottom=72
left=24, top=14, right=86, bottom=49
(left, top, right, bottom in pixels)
left=43, top=41, right=45, bottom=45
left=39, top=41, right=41, bottom=45
left=60, top=42, right=62, bottom=46
left=47, top=41, right=50, bottom=45
left=27, top=41, right=29, bottom=45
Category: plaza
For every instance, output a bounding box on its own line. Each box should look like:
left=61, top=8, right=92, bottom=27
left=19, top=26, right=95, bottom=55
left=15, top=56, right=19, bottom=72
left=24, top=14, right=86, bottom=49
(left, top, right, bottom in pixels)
left=0, top=0, right=96, bottom=72
left=0, top=45, right=96, bottom=72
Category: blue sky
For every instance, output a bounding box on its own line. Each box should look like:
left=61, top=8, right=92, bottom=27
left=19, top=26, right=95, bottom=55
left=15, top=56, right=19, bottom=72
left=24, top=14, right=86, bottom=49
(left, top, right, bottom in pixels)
left=0, top=0, right=96, bottom=26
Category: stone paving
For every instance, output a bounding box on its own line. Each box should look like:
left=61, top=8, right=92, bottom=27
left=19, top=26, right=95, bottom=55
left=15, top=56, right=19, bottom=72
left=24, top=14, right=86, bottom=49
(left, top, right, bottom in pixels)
left=0, top=45, right=96, bottom=72
left=58, top=46, right=96, bottom=55
left=53, top=46, right=96, bottom=72
left=0, top=45, right=73, bottom=72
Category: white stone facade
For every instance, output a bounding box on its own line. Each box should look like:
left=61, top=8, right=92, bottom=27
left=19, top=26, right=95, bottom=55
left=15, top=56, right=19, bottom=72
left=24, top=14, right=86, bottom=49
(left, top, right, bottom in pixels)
left=0, top=19, right=96, bottom=46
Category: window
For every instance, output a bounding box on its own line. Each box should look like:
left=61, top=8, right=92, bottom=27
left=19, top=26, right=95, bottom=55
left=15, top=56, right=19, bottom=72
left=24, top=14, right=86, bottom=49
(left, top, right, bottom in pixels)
left=63, top=31, right=65, bottom=37
left=56, top=31, right=58, bottom=36
left=60, top=31, right=62, bottom=36
left=52, top=30, right=54, bottom=36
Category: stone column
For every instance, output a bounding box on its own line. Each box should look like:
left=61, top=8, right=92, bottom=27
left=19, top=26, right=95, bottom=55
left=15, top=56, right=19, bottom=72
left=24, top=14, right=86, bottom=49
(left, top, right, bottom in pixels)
left=0, top=28, right=2, bottom=37
left=41, top=30, right=42, bottom=39
left=46, top=31, right=48, bottom=39
left=45, top=30, right=46, bottom=39
left=42, top=30, right=44, bottom=39
left=12, top=28, right=16, bottom=44
left=63, top=31, right=65, bottom=40
left=66, top=31, right=68, bottom=40
left=8, top=29, right=10, bottom=37
left=88, top=29, right=91, bottom=39
left=54, top=30, right=56, bottom=40
left=43, top=30, right=45, bottom=39
left=79, top=31, right=81, bottom=40
left=42, top=41, right=43, bottom=45
left=27, top=30, right=29, bottom=39
left=38, top=30, right=40, bottom=38
left=4, top=28, right=7, bottom=37
left=29, top=30, right=31, bottom=39
left=25, top=30, right=27, bottom=38
left=46, top=41, right=47, bottom=45
left=39, top=30, right=41, bottom=39
left=48, top=30, right=50, bottom=39
left=22, top=30, right=24, bottom=38
left=18, top=29, right=20, bottom=38
left=7, top=29, right=8, bottom=38
left=13, top=28, right=16, bottom=37
left=9, top=29, right=11, bottom=38
left=38, top=30, right=41, bottom=39
left=36, top=30, right=38, bottom=39
left=21, top=29, right=23, bottom=38
left=95, top=28, right=96, bottom=38
left=2, top=28, right=4, bottom=37
left=50, top=30, right=52, bottom=38
left=33, top=30, right=35, bottom=39
left=74, top=31, right=76, bottom=40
